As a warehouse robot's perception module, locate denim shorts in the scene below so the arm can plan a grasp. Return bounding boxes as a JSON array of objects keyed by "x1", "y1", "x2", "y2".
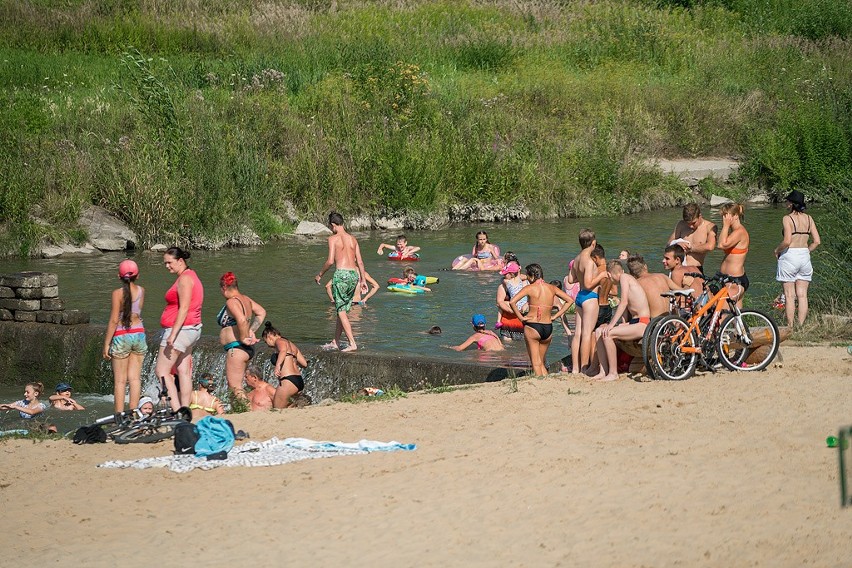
[{"x1": 109, "y1": 331, "x2": 148, "y2": 359}]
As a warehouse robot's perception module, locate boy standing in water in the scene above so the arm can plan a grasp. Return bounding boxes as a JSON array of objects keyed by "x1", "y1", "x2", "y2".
[
  {"x1": 570, "y1": 229, "x2": 610, "y2": 375},
  {"x1": 315, "y1": 212, "x2": 368, "y2": 352}
]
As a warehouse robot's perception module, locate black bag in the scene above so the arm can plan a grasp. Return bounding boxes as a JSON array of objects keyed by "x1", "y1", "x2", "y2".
[
  {"x1": 173, "y1": 422, "x2": 199, "y2": 455},
  {"x1": 73, "y1": 424, "x2": 107, "y2": 444}
]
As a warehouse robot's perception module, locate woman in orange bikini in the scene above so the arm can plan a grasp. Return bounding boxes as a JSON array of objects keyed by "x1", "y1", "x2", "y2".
[
  {"x1": 717, "y1": 203, "x2": 750, "y2": 308},
  {"x1": 509, "y1": 264, "x2": 574, "y2": 376}
]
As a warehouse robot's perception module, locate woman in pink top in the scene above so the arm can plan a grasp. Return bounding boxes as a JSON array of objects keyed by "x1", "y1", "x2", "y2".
[{"x1": 155, "y1": 247, "x2": 204, "y2": 410}]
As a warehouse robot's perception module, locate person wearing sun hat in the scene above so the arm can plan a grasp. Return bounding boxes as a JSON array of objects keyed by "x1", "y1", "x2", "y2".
[
  {"x1": 495, "y1": 260, "x2": 528, "y2": 341},
  {"x1": 775, "y1": 190, "x2": 821, "y2": 328},
  {"x1": 48, "y1": 382, "x2": 85, "y2": 410},
  {"x1": 104, "y1": 258, "x2": 148, "y2": 413}
]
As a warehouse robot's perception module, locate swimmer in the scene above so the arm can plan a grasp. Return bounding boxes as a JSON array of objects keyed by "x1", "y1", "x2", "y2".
[
  {"x1": 452, "y1": 231, "x2": 503, "y2": 271},
  {"x1": 188, "y1": 373, "x2": 224, "y2": 421},
  {"x1": 377, "y1": 235, "x2": 421, "y2": 258},
  {"x1": 0, "y1": 383, "x2": 47, "y2": 419},
  {"x1": 618, "y1": 250, "x2": 631, "y2": 260},
  {"x1": 402, "y1": 266, "x2": 432, "y2": 292},
  {"x1": 510, "y1": 264, "x2": 574, "y2": 376},
  {"x1": 244, "y1": 366, "x2": 275, "y2": 412},
  {"x1": 450, "y1": 314, "x2": 504, "y2": 352},
  {"x1": 427, "y1": 326, "x2": 443, "y2": 335},
  {"x1": 262, "y1": 322, "x2": 308, "y2": 409},
  {"x1": 569, "y1": 229, "x2": 610, "y2": 375},
  {"x1": 592, "y1": 260, "x2": 652, "y2": 382},
  {"x1": 48, "y1": 382, "x2": 85, "y2": 411},
  {"x1": 668, "y1": 203, "x2": 718, "y2": 271}
]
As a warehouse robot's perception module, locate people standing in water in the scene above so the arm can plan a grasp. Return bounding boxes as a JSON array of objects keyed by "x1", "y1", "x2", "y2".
[
  {"x1": 570, "y1": 229, "x2": 610, "y2": 375},
  {"x1": 315, "y1": 212, "x2": 368, "y2": 352},
  {"x1": 217, "y1": 272, "x2": 266, "y2": 400},
  {"x1": 774, "y1": 190, "x2": 820, "y2": 328},
  {"x1": 103, "y1": 259, "x2": 147, "y2": 413},
  {"x1": 452, "y1": 231, "x2": 503, "y2": 271},
  {"x1": 717, "y1": 203, "x2": 750, "y2": 308},
  {"x1": 592, "y1": 260, "x2": 652, "y2": 382},
  {"x1": 510, "y1": 264, "x2": 574, "y2": 376},
  {"x1": 262, "y1": 322, "x2": 309, "y2": 409},
  {"x1": 495, "y1": 261, "x2": 528, "y2": 340},
  {"x1": 155, "y1": 247, "x2": 204, "y2": 411},
  {"x1": 450, "y1": 314, "x2": 504, "y2": 352},
  {"x1": 668, "y1": 203, "x2": 718, "y2": 272},
  {"x1": 0, "y1": 383, "x2": 47, "y2": 419}
]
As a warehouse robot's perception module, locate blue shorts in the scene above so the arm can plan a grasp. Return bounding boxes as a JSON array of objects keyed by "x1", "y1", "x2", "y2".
[
  {"x1": 110, "y1": 331, "x2": 148, "y2": 359},
  {"x1": 575, "y1": 289, "x2": 599, "y2": 306}
]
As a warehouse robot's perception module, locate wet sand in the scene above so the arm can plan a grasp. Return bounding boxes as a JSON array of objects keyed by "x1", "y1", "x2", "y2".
[{"x1": 2, "y1": 344, "x2": 851, "y2": 566}]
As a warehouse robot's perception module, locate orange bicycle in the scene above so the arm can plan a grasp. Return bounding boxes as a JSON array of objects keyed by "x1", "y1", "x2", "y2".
[{"x1": 647, "y1": 273, "x2": 780, "y2": 380}]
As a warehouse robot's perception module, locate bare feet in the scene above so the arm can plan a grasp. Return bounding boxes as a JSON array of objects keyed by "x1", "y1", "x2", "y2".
[
  {"x1": 321, "y1": 341, "x2": 338, "y2": 351},
  {"x1": 596, "y1": 374, "x2": 619, "y2": 382},
  {"x1": 340, "y1": 344, "x2": 358, "y2": 352},
  {"x1": 590, "y1": 370, "x2": 606, "y2": 381}
]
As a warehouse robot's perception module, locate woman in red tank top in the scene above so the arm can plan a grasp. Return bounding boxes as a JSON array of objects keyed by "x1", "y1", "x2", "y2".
[{"x1": 154, "y1": 247, "x2": 204, "y2": 411}]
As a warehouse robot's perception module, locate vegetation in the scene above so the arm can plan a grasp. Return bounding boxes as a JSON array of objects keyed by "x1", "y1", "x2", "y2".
[{"x1": 0, "y1": 0, "x2": 849, "y2": 269}]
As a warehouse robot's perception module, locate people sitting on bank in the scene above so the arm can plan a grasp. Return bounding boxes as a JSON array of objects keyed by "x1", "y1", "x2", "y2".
[
  {"x1": 450, "y1": 314, "x2": 505, "y2": 352},
  {"x1": 48, "y1": 382, "x2": 85, "y2": 411},
  {"x1": 189, "y1": 373, "x2": 225, "y2": 421},
  {"x1": 626, "y1": 255, "x2": 680, "y2": 318},
  {"x1": 0, "y1": 383, "x2": 47, "y2": 419}
]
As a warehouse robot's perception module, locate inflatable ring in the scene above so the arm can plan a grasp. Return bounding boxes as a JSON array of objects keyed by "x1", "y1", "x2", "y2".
[
  {"x1": 388, "y1": 276, "x2": 439, "y2": 285},
  {"x1": 387, "y1": 284, "x2": 425, "y2": 294},
  {"x1": 388, "y1": 252, "x2": 420, "y2": 261}
]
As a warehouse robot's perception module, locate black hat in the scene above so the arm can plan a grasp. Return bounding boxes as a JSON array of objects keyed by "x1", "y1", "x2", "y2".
[{"x1": 785, "y1": 190, "x2": 806, "y2": 210}]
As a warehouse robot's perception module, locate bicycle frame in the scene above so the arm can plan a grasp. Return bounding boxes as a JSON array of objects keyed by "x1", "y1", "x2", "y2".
[{"x1": 675, "y1": 280, "x2": 742, "y2": 355}]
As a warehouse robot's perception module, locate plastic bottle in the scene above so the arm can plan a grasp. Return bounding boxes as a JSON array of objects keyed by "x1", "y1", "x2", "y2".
[{"x1": 827, "y1": 436, "x2": 839, "y2": 448}]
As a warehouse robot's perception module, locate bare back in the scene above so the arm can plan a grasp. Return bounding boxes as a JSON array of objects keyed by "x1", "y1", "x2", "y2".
[
  {"x1": 328, "y1": 230, "x2": 361, "y2": 270},
  {"x1": 638, "y1": 273, "x2": 675, "y2": 317},
  {"x1": 620, "y1": 275, "x2": 651, "y2": 319}
]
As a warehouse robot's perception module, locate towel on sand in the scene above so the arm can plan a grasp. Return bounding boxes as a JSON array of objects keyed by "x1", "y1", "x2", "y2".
[{"x1": 98, "y1": 437, "x2": 416, "y2": 474}]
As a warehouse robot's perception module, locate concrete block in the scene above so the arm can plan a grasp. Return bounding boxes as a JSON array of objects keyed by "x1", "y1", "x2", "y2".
[
  {"x1": 0, "y1": 287, "x2": 14, "y2": 298},
  {"x1": 15, "y1": 286, "x2": 59, "y2": 300},
  {"x1": 40, "y1": 273, "x2": 59, "y2": 287},
  {"x1": 14, "y1": 311, "x2": 37, "y2": 322},
  {"x1": 36, "y1": 311, "x2": 63, "y2": 324},
  {"x1": 40, "y1": 298, "x2": 66, "y2": 311},
  {"x1": 61, "y1": 310, "x2": 90, "y2": 325},
  {"x1": 0, "y1": 272, "x2": 43, "y2": 288},
  {"x1": 0, "y1": 308, "x2": 12, "y2": 320},
  {"x1": 0, "y1": 298, "x2": 41, "y2": 311}
]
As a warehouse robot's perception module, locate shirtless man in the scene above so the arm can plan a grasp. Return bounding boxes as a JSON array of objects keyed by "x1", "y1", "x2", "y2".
[
  {"x1": 315, "y1": 212, "x2": 368, "y2": 352},
  {"x1": 592, "y1": 260, "x2": 652, "y2": 382},
  {"x1": 569, "y1": 229, "x2": 610, "y2": 375},
  {"x1": 667, "y1": 203, "x2": 717, "y2": 272},
  {"x1": 245, "y1": 366, "x2": 275, "y2": 412},
  {"x1": 626, "y1": 255, "x2": 679, "y2": 318},
  {"x1": 662, "y1": 244, "x2": 704, "y2": 300},
  {"x1": 591, "y1": 245, "x2": 615, "y2": 328}
]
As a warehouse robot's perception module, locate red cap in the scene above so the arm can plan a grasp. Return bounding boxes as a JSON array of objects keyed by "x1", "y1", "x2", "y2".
[{"x1": 118, "y1": 259, "x2": 139, "y2": 279}]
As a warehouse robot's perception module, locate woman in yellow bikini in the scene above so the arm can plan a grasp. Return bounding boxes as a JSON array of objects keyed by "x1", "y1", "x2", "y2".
[
  {"x1": 188, "y1": 373, "x2": 224, "y2": 421},
  {"x1": 717, "y1": 203, "x2": 750, "y2": 308}
]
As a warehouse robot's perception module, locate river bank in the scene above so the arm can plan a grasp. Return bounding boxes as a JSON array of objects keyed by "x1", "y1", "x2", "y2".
[{"x1": 2, "y1": 344, "x2": 850, "y2": 566}]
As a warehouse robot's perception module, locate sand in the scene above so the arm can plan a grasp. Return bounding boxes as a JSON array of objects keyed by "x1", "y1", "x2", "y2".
[{"x1": 2, "y1": 344, "x2": 851, "y2": 567}]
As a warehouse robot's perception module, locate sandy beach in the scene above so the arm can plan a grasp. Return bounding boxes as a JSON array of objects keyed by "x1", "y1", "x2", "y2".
[{"x1": 2, "y1": 344, "x2": 851, "y2": 567}]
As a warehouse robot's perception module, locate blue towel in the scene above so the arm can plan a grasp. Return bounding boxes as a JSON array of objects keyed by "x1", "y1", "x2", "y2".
[{"x1": 194, "y1": 416, "x2": 235, "y2": 457}]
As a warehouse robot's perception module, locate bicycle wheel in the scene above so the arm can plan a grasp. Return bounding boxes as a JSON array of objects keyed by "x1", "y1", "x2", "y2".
[
  {"x1": 113, "y1": 420, "x2": 182, "y2": 444},
  {"x1": 641, "y1": 315, "x2": 666, "y2": 379},
  {"x1": 716, "y1": 309, "x2": 780, "y2": 372},
  {"x1": 649, "y1": 315, "x2": 698, "y2": 381}
]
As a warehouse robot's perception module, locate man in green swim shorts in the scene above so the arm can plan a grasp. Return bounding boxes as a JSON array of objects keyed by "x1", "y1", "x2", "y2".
[{"x1": 315, "y1": 212, "x2": 368, "y2": 352}]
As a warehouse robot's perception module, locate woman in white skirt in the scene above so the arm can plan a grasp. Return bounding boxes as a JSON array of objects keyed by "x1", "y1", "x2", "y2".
[{"x1": 774, "y1": 190, "x2": 821, "y2": 328}]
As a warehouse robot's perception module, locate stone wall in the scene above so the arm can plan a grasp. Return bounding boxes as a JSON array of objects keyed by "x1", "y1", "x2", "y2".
[{"x1": 0, "y1": 272, "x2": 90, "y2": 324}]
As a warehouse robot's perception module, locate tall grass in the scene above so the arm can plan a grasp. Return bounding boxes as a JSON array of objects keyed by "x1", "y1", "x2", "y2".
[{"x1": 0, "y1": 0, "x2": 849, "y2": 272}]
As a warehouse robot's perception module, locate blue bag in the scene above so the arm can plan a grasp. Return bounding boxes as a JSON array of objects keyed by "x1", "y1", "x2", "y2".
[{"x1": 194, "y1": 416, "x2": 235, "y2": 458}]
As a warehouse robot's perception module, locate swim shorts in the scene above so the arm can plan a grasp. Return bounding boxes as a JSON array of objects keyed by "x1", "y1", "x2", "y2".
[
  {"x1": 595, "y1": 305, "x2": 613, "y2": 329},
  {"x1": 332, "y1": 269, "x2": 359, "y2": 313},
  {"x1": 776, "y1": 248, "x2": 812, "y2": 282},
  {"x1": 575, "y1": 289, "x2": 599, "y2": 306},
  {"x1": 160, "y1": 325, "x2": 202, "y2": 352},
  {"x1": 109, "y1": 330, "x2": 148, "y2": 359}
]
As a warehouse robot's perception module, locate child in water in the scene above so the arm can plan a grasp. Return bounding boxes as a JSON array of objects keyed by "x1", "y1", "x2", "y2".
[
  {"x1": 326, "y1": 270, "x2": 380, "y2": 305},
  {"x1": 262, "y1": 322, "x2": 309, "y2": 409},
  {"x1": 377, "y1": 235, "x2": 421, "y2": 259},
  {"x1": 402, "y1": 266, "x2": 432, "y2": 291},
  {"x1": 450, "y1": 314, "x2": 504, "y2": 352},
  {"x1": 48, "y1": 382, "x2": 85, "y2": 411},
  {"x1": 0, "y1": 383, "x2": 48, "y2": 419}
]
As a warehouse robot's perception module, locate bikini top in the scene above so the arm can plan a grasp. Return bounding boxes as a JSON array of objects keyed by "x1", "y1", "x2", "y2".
[
  {"x1": 116, "y1": 290, "x2": 144, "y2": 330},
  {"x1": 785, "y1": 214, "x2": 811, "y2": 236},
  {"x1": 723, "y1": 247, "x2": 748, "y2": 255},
  {"x1": 216, "y1": 298, "x2": 248, "y2": 328},
  {"x1": 189, "y1": 391, "x2": 219, "y2": 414},
  {"x1": 476, "y1": 331, "x2": 495, "y2": 349}
]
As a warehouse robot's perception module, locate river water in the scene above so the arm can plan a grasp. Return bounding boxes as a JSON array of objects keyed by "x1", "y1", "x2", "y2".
[{"x1": 0, "y1": 204, "x2": 793, "y2": 430}]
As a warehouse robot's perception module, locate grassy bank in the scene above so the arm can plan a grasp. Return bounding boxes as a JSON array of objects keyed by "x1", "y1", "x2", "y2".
[{"x1": 0, "y1": 0, "x2": 850, "y2": 259}]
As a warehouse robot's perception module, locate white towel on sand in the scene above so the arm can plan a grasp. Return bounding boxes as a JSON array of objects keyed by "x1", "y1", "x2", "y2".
[{"x1": 98, "y1": 437, "x2": 416, "y2": 474}]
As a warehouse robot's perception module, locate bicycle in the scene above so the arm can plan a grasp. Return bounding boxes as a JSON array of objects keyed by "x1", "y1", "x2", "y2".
[
  {"x1": 647, "y1": 273, "x2": 780, "y2": 381},
  {"x1": 91, "y1": 388, "x2": 192, "y2": 444}
]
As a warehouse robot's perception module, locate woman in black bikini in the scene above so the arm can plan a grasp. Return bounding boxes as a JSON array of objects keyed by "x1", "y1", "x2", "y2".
[
  {"x1": 774, "y1": 190, "x2": 821, "y2": 328},
  {"x1": 509, "y1": 264, "x2": 574, "y2": 376},
  {"x1": 262, "y1": 322, "x2": 309, "y2": 408},
  {"x1": 218, "y1": 272, "x2": 266, "y2": 400}
]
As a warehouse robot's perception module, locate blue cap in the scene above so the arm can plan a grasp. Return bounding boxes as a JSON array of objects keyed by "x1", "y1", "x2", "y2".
[
  {"x1": 471, "y1": 314, "x2": 486, "y2": 327},
  {"x1": 55, "y1": 382, "x2": 72, "y2": 392}
]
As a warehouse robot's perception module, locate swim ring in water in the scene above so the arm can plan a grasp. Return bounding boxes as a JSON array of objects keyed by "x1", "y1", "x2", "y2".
[
  {"x1": 388, "y1": 276, "x2": 439, "y2": 285},
  {"x1": 451, "y1": 254, "x2": 505, "y2": 271},
  {"x1": 387, "y1": 252, "x2": 420, "y2": 261},
  {"x1": 387, "y1": 284, "x2": 426, "y2": 294}
]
